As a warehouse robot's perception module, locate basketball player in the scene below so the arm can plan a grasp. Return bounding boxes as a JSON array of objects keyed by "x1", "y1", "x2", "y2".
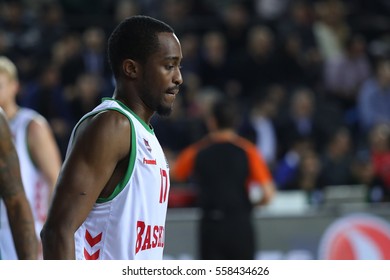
[
  {"x1": 41, "y1": 15, "x2": 183, "y2": 260},
  {"x1": 0, "y1": 57, "x2": 62, "y2": 259},
  {"x1": 0, "y1": 108, "x2": 37, "y2": 259},
  {"x1": 171, "y1": 99, "x2": 276, "y2": 259}
]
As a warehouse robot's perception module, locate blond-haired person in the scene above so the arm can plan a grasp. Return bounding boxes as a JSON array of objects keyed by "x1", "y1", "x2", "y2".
[{"x1": 0, "y1": 56, "x2": 62, "y2": 259}]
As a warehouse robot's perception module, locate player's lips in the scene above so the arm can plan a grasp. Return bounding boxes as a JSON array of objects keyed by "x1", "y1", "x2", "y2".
[
  {"x1": 165, "y1": 91, "x2": 178, "y2": 95},
  {"x1": 166, "y1": 87, "x2": 180, "y2": 95}
]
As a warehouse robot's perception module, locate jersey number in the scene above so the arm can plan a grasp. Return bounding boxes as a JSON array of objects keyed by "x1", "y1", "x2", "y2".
[{"x1": 159, "y1": 169, "x2": 168, "y2": 203}]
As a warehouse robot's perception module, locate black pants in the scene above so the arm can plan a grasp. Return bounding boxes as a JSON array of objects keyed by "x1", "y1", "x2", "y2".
[{"x1": 199, "y1": 215, "x2": 255, "y2": 260}]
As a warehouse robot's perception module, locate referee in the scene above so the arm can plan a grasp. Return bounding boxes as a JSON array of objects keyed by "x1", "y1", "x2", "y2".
[{"x1": 171, "y1": 98, "x2": 276, "y2": 260}]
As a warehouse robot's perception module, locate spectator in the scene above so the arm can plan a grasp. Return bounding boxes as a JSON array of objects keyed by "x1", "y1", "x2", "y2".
[
  {"x1": 19, "y1": 63, "x2": 73, "y2": 158},
  {"x1": 312, "y1": 0, "x2": 350, "y2": 61},
  {"x1": 323, "y1": 34, "x2": 372, "y2": 131},
  {"x1": 0, "y1": 0, "x2": 40, "y2": 57},
  {"x1": 57, "y1": 32, "x2": 83, "y2": 87},
  {"x1": 275, "y1": 87, "x2": 329, "y2": 156},
  {"x1": 67, "y1": 72, "x2": 105, "y2": 123},
  {"x1": 278, "y1": 1, "x2": 318, "y2": 54},
  {"x1": 351, "y1": 150, "x2": 388, "y2": 203},
  {"x1": 275, "y1": 31, "x2": 316, "y2": 88},
  {"x1": 218, "y1": 1, "x2": 251, "y2": 58},
  {"x1": 273, "y1": 136, "x2": 315, "y2": 190},
  {"x1": 254, "y1": 0, "x2": 290, "y2": 28},
  {"x1": 35, "y1": 1, "x2": 68, "y2": 60},
  {"x1": 291, "y1": 148, "x2": 323, "y2": 198},
  {"x1": 80, "y1": 26, "x2": 109, "y2": 77},
  {"x1": 198, "y1": 31, "x2": 235, "y2": 96},
  {"x1": 357, "y1": 58, "x2": 390, "y2": 135},
  {"x1": 233, "y1": 24, "x2": 278, "y2": 101},
  {"x1": 323, "y1": 34, "x2": 371, "y2": 108},
  {"x1": 319, "y1": 126, "x2": 355, "y2": 188},
  {"x1": 60, "y1": 27, "x2": 112, "y2": 96},
  {"x1": 179, "y1": 32, "x2": 201, "y2": 77},
  {"x1": 368, "y1": 123, "x2": 390, "y2": 193},
  {"x1": 239, "y1": 93, "x2": 279, "y2": 169}
]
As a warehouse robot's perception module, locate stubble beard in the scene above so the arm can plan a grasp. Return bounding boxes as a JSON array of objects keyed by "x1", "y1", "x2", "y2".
[
  {"x1": 140, "y1": 82, "x2": 173, "y2": 117},
  {"x1": 156, "y1": 102, "x2": 173, "y2": 117}
]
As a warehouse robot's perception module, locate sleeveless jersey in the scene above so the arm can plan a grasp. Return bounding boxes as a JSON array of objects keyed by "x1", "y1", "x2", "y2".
[
  {"x1": 0, "y1": 108, "x2": 49, "y2": 259},
  {"x1": 73, "y1": 98, "x2": 170, "y2": 260}
]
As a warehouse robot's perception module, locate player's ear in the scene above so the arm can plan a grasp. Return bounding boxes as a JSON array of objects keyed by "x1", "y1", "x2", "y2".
[{"x1": 122, "y1": 59, "x2": 138, "y2": 79}]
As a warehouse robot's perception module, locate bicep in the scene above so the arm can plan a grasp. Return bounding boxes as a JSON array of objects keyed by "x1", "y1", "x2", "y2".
[{"x1": 48, "y1": 152, "x2": 108, "y2": 232}]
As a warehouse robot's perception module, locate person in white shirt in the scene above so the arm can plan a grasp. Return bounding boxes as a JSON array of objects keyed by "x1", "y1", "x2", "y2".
[
  {"x1": 0, "y1": 57, "x2": 61, "y2": 259},
  {"x1": 41, "y1": 15, "x2": 183, "y2": 260}
]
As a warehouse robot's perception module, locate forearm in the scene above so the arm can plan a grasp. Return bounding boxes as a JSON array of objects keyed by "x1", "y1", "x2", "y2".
[
  {"x1": 41, "y1": 225, "x2": 76, "y2": 259},
  {"x1": 258, "y1": 182, "x2": 276, "y2": 206},
  {"x1": 7, "y1": 199, "x2": 38, "y2": 260}
]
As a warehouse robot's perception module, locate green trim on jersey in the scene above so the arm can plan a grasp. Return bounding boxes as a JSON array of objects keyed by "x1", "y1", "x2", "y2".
[
  {"x1": 25, "y1": 120, "x2": 38, "y2": 170},
  {"x1": 102, "y1": 98, "x2": 155, "y2": 134},
  {"x1": 71, "y1": 107, "x2": 136, "y2": 203},
  {"x1": 13, "y1": 110, "x2": 37, "y2": 170},
  {"x1": 96, "y1": 108, "x2": 136, "y2": 203}
]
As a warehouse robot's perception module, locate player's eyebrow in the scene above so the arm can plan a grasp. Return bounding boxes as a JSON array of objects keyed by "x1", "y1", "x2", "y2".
[{"x1": 164, "y1": 56, "x2": 182, "y2": 62}]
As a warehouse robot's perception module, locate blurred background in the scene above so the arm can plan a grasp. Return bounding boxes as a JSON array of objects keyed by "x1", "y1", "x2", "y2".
[{"x1": 1, "y1": 0, "x2": 390, "y2": 259}]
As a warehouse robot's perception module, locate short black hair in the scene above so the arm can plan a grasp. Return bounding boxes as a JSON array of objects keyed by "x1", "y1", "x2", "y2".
[
  {"x1": 212, "y1": 99, "x2": 239, "y2": 129},
  {"x1": 107, "y1": 15, "x2": 174, "y2": 78}
]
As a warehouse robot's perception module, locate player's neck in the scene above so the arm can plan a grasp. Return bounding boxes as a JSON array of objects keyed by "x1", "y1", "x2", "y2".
[
  {"x1": 210, "y1": 128, "x2": 237, "y2": 139},
  {"x1": 2, "y1": 102, "x2": 18, "y2": 120}
]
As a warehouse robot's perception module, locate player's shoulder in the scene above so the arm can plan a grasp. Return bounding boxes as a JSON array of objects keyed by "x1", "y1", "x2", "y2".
[
  {"x1": 72, "y1": 109, "x2": 132, "y2": 157},
  {"x1": 232, "y1": 134, "x2": 252, "y2": 145},
  {"x1": 234, "y1": 135, "x2": 258, "y2": 152},
  {"x1": 16, "y1": 107, "x2": 47, "y2": 128},
  {"x1": 18, "y1": 107, "x2": 40, "y2": 118},
  {"x1": 81, "y1": 109, "x2": 131, "y2": 139},
  {"x1": 21, "y1": 108, "x2": 50, "y2": 133}
]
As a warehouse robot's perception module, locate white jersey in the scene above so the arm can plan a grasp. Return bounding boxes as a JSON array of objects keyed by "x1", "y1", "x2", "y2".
[
  {"x1": 72, "y1": 98, "x2": 170, "y2": 260},
  {"x1": 0, "y1": 108, "x2": 49, "y2": 259}
]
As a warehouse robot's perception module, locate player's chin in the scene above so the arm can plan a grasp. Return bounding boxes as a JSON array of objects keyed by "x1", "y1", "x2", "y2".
[{"x1": 156, "y1": 103, "x2": 173, "y2": 117}]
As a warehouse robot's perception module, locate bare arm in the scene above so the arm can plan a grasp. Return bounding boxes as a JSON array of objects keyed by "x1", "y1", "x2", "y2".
[
  {"x1": 28, "y1": 116, "x2": 62, "y2": 200},
  {"x1": 257, "y1": 181, "x2": 276, "y2": 206},
  {"x1": 40, "y1": 110, "x2": 131, "y2": 259},
  {"x1": 0, "y1": 110, "x2": 37, "y2": 259},
  {"x1": 246, "y1": 142, "x2": 276, "y2": 206}
]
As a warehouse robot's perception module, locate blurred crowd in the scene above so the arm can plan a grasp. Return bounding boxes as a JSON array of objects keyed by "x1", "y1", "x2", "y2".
[{"x1": 1, "y1": 0, "x2": 390, "y2": 203}]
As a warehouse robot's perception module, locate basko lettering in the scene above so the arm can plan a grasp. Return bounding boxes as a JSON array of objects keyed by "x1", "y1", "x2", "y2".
[{"x1": 135, "y1": 220, "x2": 164, "y2": 254}]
